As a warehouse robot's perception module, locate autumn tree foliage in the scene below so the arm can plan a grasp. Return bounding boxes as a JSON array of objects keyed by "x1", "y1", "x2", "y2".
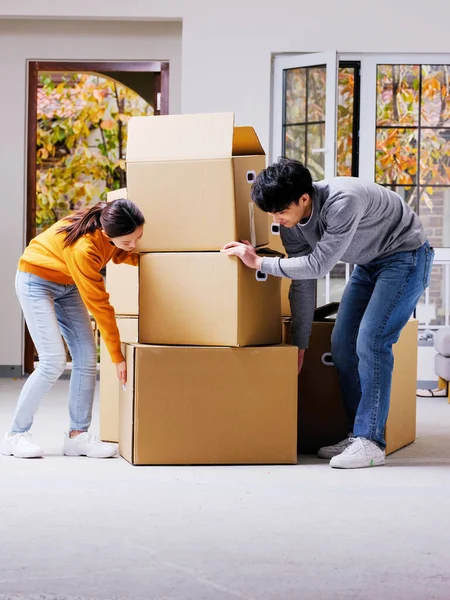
[{"x1": 36, "y1": 73, "x2": 152, "y2": 232}]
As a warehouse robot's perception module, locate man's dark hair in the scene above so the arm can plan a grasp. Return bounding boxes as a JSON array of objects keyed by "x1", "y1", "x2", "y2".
[{"x1": 251, "y1": 157, "x2": 314, "y2": 213}]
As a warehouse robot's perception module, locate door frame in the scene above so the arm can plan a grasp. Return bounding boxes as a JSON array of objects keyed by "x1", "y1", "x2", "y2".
[{"x1": 25, "y1": 60, "x2": 169, "y2": 373}]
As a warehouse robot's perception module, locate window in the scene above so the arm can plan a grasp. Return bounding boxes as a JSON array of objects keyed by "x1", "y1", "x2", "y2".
[
  {"x1": 282, "y1": 62, "x2": 360, "y2": 179},
  {"x1": 376, "y1": 64, "x2": 450, "y2": 327},
  {"x1": 375, "y1": 64, "x2": 450, "y2": 243},
  {"x1": 273, "y1": 53, "x2": 450, "y2": 327}
]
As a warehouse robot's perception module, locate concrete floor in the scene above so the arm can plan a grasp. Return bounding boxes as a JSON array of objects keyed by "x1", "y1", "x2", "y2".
[{"x1": 1, "y1": 377, "x2": 450, "y2": 600}]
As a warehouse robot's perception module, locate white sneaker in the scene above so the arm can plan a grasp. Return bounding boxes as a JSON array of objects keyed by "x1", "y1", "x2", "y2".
[
  {"x1": 330, "y1": 437, "x2": 386, "y2": 469},
  {"x1": 318, "y1": 433, "x2": 354, "y2": 459},
  {"x1": 1, "y1": 432, "x2": 43, "y2": 458},
  {"x1": 63, "y1": 432, "x2": 117, "y2": 458}
]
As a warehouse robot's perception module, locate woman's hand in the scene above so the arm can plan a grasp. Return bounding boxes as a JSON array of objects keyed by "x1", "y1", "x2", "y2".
[
  {"x1": 115, "y1": 360, "x2": 127, "y2": 385},
  {"x1": 221, "y1": 240, "x2": 262, "y2": 270}
]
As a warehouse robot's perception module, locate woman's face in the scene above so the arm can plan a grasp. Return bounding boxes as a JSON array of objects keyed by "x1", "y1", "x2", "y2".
[{"x1": 108, "y1": 225, "x2": 144, "y2": 251}]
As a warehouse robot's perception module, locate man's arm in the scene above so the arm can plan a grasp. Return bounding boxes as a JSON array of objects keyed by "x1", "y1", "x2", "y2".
[
  {"x1": 281, "y1": 227, "x2": 316, "y2": 354},
  {"x1": 261, "y1": 194, "x2": 363, "y2": 280}
]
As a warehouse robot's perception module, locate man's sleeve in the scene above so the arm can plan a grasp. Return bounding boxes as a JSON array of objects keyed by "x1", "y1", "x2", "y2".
[
  {"x1": 260, "y1": 194, "x2": 363, "y2": 281},
  {"x1": 280, "y1": 227, "x2": 316, "y2": 350}
]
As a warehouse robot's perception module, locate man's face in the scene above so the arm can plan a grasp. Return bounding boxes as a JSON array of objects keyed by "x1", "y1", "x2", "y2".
[{"x1": 270, "y1": 194, "x2": 312, "y2": 228}]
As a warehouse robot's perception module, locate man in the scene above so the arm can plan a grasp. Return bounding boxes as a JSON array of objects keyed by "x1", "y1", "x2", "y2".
[{"x1": 222, "y1": 158, "x2": 434, "y2": 469}]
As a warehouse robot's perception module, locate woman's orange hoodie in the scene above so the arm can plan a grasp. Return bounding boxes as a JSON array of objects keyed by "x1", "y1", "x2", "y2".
[{"x1": 19, "y1": 221, "x2": 138, "y2": 363}]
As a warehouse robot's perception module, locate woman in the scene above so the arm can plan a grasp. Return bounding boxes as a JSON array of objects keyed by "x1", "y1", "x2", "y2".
[{"x1": 1, "y1": 198, "x2": 145, "y2": 459}]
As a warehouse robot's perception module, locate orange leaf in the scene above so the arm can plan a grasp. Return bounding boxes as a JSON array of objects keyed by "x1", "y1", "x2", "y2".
[{"x1": 100, "y1": 120, "x2": 116, "y2": 130}]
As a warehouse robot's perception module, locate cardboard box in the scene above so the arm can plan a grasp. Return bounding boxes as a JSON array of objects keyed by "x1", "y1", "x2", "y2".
[
  {"x1": 281, "y1": 318, "x2": 292, "y2": 345},
  {"x1": 385, "y1": 319, "x2": 418, "y2": 454},
  {"x1": 294, "y1": 318, "x2": 418, "y2": 456},
  {"x1": 139, "y1": 252, "x2": 281, "y2": 347},
  {"x1": 119, "y1": 344, "x2": 298, "y2": 465},
  {"x1": 100, "y1": 317, "x2": 138, "y2": 442},
  {"x1": 268, "y1": 220, "x2": 291, "y2": 316},
  {"x1": 105, "y1": 261, "x2": 139, "y2": 316},
  {"x1": 105, "y1": 188, "x2": 140, "y2": 316},
  {"x1": 126, "y1": 112, "x2": 269, "y2": 252}
]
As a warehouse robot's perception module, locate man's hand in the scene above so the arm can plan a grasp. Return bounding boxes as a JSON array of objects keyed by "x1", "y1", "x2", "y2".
[
  {"x1": 221, "y1": 240, "x2": 262, "y2": 270},
  {"x1": 115, "y1": 360, "x2": 127, "y2": 385},
  {"x1": 298, "y1": 349, "x2": 306, "y2": 375}
]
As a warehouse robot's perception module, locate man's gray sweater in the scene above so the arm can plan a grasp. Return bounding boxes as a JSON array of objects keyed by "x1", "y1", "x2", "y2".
[{"x1": 259, "y1": 177, "x2": 427, "y2": 349}]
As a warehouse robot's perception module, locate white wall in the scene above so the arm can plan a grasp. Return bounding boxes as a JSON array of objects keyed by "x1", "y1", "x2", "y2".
[
  {"x1": 0, "y1": 18, "x2": 181, "y2": 368},
  {"x1": 1, "y1": 0, "x2": 450, "y2": 369},
  {"x1": 3, "y1": 0, "x2": 450, "y2": 150}
]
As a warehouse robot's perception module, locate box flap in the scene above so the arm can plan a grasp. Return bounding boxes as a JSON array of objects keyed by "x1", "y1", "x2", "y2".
[
  {"x1": 232, "y1": 127, "x2": 265, "y2": 156},
  {"x1": 126, "y1": 113, "x2": 236, "y2": 162}
]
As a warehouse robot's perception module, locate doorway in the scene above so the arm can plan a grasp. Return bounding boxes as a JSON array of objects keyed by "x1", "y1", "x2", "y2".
[{"x1": 24, "y1": 60, "x2": 169, "y2": 373}]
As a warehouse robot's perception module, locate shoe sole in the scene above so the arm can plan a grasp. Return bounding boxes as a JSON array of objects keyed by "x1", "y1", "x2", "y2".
[
  {"x1": 330, "y1": 458, "x2": 385, "y2": 469},
  {"x1": 1, "y1": 450, "x2": 43, "y2": 459},
  {"x1": 63, "y1": 451, "x2": 117, "y2": 459}
]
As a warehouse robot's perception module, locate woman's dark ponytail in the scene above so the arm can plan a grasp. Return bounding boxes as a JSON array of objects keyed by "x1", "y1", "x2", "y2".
[{"x1": 58, "y1": 198, "x2": 145, "y2": 248}]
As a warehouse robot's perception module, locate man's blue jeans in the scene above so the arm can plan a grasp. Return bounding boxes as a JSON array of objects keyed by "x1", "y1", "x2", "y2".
[{"x1": 331, "y1": 241, "x2": 434, "y2": 448}]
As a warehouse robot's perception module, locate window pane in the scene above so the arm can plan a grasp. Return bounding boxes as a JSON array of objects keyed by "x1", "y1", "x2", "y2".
[
  {"x1": 419, "y1": 128, "x2": 450, "y2": 185},
  {"x1": 317, "y1": 264, "x2": 349, "y2": 306},
  {"x1": 285, "y1": 125, "x2": 306, "y2": 162},
  {"x1": 285, "y1": 68, "x2": 306, "y2": 124},
  {"x1": 421, "y1": 65, "x2": 450, "y2": 127},
  {"x1": 307, "y1": 66, "x2": 326, "y2": 122},
  {"x1": 376, "y1": 65, "x2": 420, "y2": 127},
  {"x1": 375, "y1": 128, "x2": 418, "y2": 185},
  {"x1": 337, "y1": 66, "x2": 355, "y2": 177},
  {"x1": 416, "y1": 264, "x2": 446, "y2": 327},
  {"x1": 307, "y1": 123, "x2": 325, "y2": 180},
  {"x1": 419, "y1": 187, "x2": 450, "y2": 247}
]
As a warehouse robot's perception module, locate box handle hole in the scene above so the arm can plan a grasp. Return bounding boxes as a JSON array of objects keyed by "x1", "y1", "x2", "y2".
[
  {"x1": 271, "y1": 223, "x2": 280, "y2": 236},
  {"x1": 246, "y1": 170, "x2": 256, "y2": 184},
  {"x1": 321, "y1": 352, "x2": 334, "y2": 367},
  {"x1": 255, "y1": 270, "x2": 268, "y2": 282}
]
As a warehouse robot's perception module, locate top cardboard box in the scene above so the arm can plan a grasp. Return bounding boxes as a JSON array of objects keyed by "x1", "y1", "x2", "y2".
[
  {"x1": 126, "y1": 112, "x2": 269, "y2": 252},
  {"x1": 106, "y1": 187, "x2": 128, "y2": 203}
]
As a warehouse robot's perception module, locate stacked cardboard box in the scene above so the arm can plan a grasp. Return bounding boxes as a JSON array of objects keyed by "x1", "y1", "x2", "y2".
[
  {"x1": 100, "y1": 112, "x2": 298, "y2": 465},
  {"x1": 282, "y1": 316, "x2": 418, "y2": 456}
]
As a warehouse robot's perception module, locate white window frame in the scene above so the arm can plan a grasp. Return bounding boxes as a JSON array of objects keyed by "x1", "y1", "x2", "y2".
[
  {"x1": 340, "y1": 53, "x2": 450, "y2": 184},
  {"x1": 272, "y1": 52, "x2": 338, "y2": 179}
]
